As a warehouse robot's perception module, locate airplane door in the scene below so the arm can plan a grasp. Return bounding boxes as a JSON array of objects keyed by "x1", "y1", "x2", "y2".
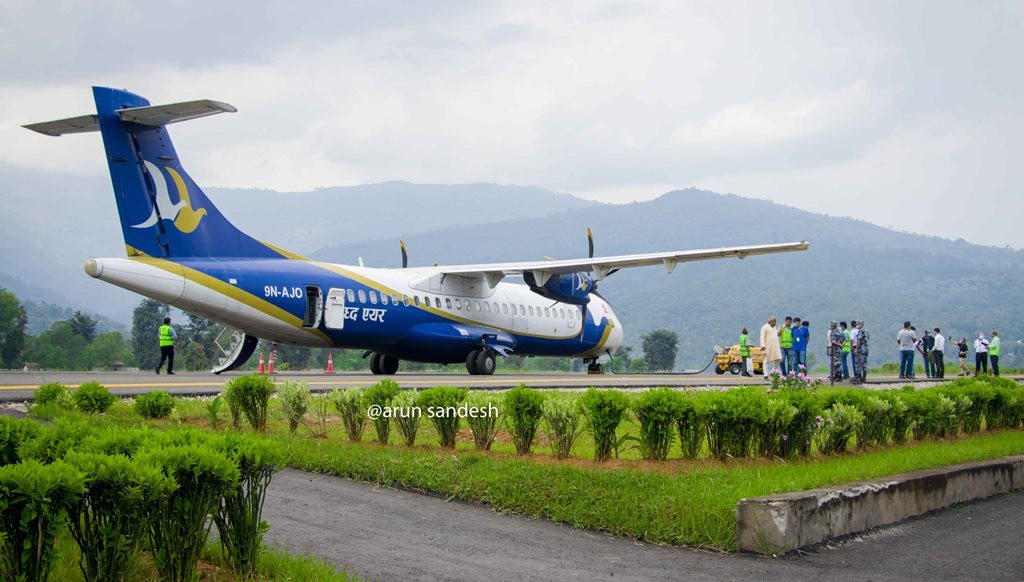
[
  {"x1": 324, "y1": 288, "x2": 346, "y2": 330},
  {"x1": 302, "y1": 286, "x2": 323, "y2": 328}
]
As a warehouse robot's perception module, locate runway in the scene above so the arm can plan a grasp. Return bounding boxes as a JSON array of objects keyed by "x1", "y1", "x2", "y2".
[{"x1": 2, "y1": 370, "x2": 1018, "y2": 401}]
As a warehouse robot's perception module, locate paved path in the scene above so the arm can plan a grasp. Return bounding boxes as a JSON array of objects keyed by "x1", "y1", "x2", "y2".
[{"x1": 263, "y1": 468, "x2": 1024, "y2": 581}]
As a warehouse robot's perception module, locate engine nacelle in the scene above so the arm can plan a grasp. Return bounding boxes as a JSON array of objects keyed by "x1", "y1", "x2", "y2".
[{"x1": 523, "y1": 271, "x2": 593, "y2": 306}]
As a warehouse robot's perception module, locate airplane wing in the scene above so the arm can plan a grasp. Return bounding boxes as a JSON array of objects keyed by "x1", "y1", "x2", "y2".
[{"x1": 423, "y1": 241, "x2": 809, "y2": 286}]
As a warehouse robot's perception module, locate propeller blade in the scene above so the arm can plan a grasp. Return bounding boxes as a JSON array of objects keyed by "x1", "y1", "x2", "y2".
[
  {"x1": 400, "y1": 240, "x2": 408, "y2": 268},
  {"x1": 587, "y1": 227, "x2": 594, "y2": 259}
]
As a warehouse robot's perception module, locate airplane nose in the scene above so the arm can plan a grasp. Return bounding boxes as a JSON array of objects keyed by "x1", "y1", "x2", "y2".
[{"x1": 607, "y1": 315, "x2": 625, "y2": 353}]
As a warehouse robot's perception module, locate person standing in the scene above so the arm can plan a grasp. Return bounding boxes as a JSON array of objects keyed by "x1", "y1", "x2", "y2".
[
  {"x1": 792, "y1": 318, "x2": 809, "y2": 372},
  {"x1": 779, "y1": 316, "x2": 794, "y2": 376},
  {"x1": 840, "y1": 322, "x2": 851, "y2": 379},
  {"x1": 957, "y1": 337, "x2": 970, "y2": 376},
  {"x1": 854, "y1": 320, "x2": 869, "y2": 383},
  {"x1": 760, "y1": 315, "x2": 782, "y2": 379},
  {"x1": 917, "y1": 329, "x2": 934, "y2": 378},
  {"x1": 156, "y1": 316, "x2": 177, "y2": 375},
  {"x1": 897, "y1": 321, "x2": 918, "y2": 380},
  {"x1": 931, "y1": 328, "x2": 945, "y2": 379},
  {"x1": 828, "y1": 322, "x2": 844, "y2": 381},
  {"x1": 974, "y1": 333, "x2": 989, "y2": 375},
  {"x1": 989, "y1": 330, "x2": 1001, "y2": 376},
  {"x1": 739, "y1": 327, "x2": 752, "y2": 377}
]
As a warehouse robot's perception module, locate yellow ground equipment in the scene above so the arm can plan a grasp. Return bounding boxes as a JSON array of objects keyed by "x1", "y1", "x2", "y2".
[{"x1": 713, "y1": 344, "x2": 765, "y2": 375}]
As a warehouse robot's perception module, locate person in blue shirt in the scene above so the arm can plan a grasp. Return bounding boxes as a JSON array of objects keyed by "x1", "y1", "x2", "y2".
[{"x1": 791, "y1": 317, "x2": 810, "y2": 373}]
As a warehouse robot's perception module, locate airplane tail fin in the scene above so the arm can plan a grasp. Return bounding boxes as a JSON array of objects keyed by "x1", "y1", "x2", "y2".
[{"x1": 24, "y1": 86, "x2": 297, "y2": 260}]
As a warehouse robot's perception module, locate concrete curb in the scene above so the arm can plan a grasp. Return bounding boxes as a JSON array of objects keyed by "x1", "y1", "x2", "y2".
[{"x1": 735, "y1": 454, "x2": 1024, "y2": 555}]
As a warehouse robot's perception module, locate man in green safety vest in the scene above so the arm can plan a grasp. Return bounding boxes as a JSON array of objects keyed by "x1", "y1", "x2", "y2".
[
  {"x1": 156, "y1": 316, "x2": 177, "y2": 375},
  {"x1": 779, "y1": 316, "x2": 794, "y2": 376},
  {"x1": 739, "y1": 327, "x2": 752, "y2": 377},
  {"x1": 989, "y1": 330, "x2": 1001, "y2": 377},
  {"x1": 840, "y1": 321, "x2": 851, "y2": 380}
]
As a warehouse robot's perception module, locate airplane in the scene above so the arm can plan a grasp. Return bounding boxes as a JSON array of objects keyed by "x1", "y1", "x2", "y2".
[{"x1": 24, "y1": 87, "x2": 809, "y2": 375}]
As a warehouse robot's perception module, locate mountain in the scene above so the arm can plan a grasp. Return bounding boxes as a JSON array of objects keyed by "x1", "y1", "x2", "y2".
[{"x1": 311, "y1": 188, "x2": 1024, "y2": 368}]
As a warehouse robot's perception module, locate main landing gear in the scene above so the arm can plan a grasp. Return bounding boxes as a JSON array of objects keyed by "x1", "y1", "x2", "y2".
[
  {"x1": 584, "y1": 357, "x2": 605, "y2": 374},
  {"x1": 367, "y1": 351, "x2": 400, "y2": 375},
  {"x1": 465, "y1": 348, "x2": 496, "y2": 375}
]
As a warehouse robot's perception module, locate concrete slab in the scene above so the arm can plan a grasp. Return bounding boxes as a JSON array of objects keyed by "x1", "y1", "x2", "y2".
[{"x1": 736, "y1": 454, "x2": 1024, "y2": 555}]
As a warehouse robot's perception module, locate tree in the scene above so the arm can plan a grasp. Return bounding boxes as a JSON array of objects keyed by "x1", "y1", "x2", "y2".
[
  {"x1": 131, "y1": 299, "x2": 169, "y2": 371},
  {"x1": 641, "y1": 329, "x2": 680, "y2": 372},
  {"x1": 0, "y1": 288, "x2": 28, "y2": 368},
  {"x1": 69, "y1": 311, "x2": 98, "y2": 343},
  {"x1": 21, "y1": 321, "x2": 87, "y2": 370},
  {"x1": 84, "y1": 331, "x2": 133, "y2": 370}
]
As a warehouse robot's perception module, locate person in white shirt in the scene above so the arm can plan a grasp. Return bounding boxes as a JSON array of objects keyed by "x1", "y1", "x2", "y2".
[
  {"x1": 974, "y1": 333, "x2": 989, "y2": 375},
  {"x1": 931, "y1": 328, "x2": 945, "y2": 378},
  {"x1": 760, "y1": 315, "x2": 781, "y2": 379}
]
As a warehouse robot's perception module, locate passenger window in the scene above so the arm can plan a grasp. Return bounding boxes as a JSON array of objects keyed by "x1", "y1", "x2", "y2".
[
  {"x1": 520, "y1": 304, "x2": 526, "y2": 315},
  {"x1": 381, "y1": 293, "x2": 389, "y2": 306},
  {"x1": 560, "y1": 308, "x2": 565, "y2": 318},
  {"x1": 455, "y1": 298, "x2": 462, "y2": 310},
  {"x1": 528, "y1": 306, "x2": 534, "y2": 316},
  {"x1": 403, "y1": 295, "x2": 410, "y2": 306},
  {"x1": 511, "y1": 304, "x2": 517, "y2": 315},
  {"x1": 446, "y1": 298, "x2": 452, "y2": 309},
  {"x1": 358, "y1": 290, "x2": 367, "y2": 303},
  {"x1": 424, "y1": 295, "x2": 431, "y2": 307},
  {"x1": 484, "y1": 302, "x2": 490, "y2": 313},
  {"x1": 347, "y1": 289, "x2": 355, "y2": 303},
  {"x1": 392, "y1": 293, "x2": 399, "y2": 305},
  {"x1": 435, "y1": 297, "x2": 441, "y2": 308},
  {"x1": 544, "y1": 308, "x2": 550, "y2": 318},
  {"x1": 503, "y1": 304, "x2": 509, "y2": 314},
  {"x1": 369, "y1": 291, "x2": 378, "y2": 305},
  {"x1": 414, "y1": 296, "x2": 420, "y2": 306},
  {"x1": 474, "y1": 300, "x2": 481, "y2": 311}
]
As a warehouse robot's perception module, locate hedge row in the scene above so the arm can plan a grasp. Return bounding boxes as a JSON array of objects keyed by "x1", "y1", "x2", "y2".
[{"x1": 0, "y1": 418, "x2": 283, "y2": 581}]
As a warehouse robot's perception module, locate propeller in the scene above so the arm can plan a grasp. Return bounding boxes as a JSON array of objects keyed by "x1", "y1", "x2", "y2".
[{"x1": 400, "y1": 240, "x2": 408, "y2": 268}]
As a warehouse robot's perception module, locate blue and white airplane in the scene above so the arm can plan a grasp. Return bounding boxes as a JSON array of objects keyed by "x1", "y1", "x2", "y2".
[{"x1": 25, "y1": 87, "x2": 809, "y2": 375}]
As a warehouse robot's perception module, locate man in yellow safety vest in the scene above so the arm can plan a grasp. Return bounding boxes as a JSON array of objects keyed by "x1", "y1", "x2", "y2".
[{"x1": 156, "y1": 316, "x2": 177, "y2": 375}]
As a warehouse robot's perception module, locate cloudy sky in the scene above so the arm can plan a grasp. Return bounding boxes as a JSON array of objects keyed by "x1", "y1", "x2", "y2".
[{"x1": 3, "y1": 0, "x2": 1021, "y2": 248}]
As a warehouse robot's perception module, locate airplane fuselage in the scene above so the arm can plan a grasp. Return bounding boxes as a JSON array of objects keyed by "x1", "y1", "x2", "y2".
[{"x1": 85, "y1": 256, "x2": 624, "y2": 365}]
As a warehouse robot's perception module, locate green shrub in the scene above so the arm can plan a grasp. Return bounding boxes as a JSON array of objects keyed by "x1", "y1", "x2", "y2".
[
  {"x1": 213, "y1": 434, "x2": 285, "y2": 579},
  {"x1": 206, "y1": 396, "x2": 226, "y2": 429},
  {"x1": 73, "y1": 381, "x2": 116, "y2": 414},
  {"x1": 881, "y1": 392, "x2": 912, "y2": 444},
  {"x1": 675, "y1": 394, "x2": 705, "y2": 459},
  {"x1": 133, "y1": 390, "x2": 175, "y2": 419},
  {"x1": 757, "y1": 396, "x2": 797, "y2": 458},
  {"x1": 391, "y1": 391, "x2": 421, "y2": 447},
  {"x1": 277, "y1": 381, "x2": 310, "y2": 434},
  {"x1": 633, "y1": 388, "x2": 681, "y2": 461},
  {"x1": 0, "y1": 417, "x2": 39, "y2": 465},
  {"x1": 79, "y1": 426, "x2": 154, "y2": 457},
  {"x1": 814, "y1": 403, "x2": 864, "y2": 454},
  {"x1": 0, "y1": 460, "x2": 85, "y2": 582},
  {"x1": 415, "y1": 386, "x2": 468, "y2": 448},
  {"x1": 704, "y1": 389, "x2": 766, "y2": 459},
  {"x1": 464, "y1": 393, "x2": 501, "y2": 451},
  {"x1": 504, "y1": 385, "x2": 545, "y2": 455},
  {"x1": 64, "y1": 452, "x2": 174, "y2": 582},
  {"x1": 306, "y1": 394, "x2": 331, "y2": 438},
  {"x1": 364, "y1": 379, "x2": 402, "y2": 444},
  {"x1": 19, "y1": 418, "x2": 94, "y2": 464},
  {"x1": 329, "y1": 388, "x2": 366, "y2": 442},
  {"x1": 779, "y1": 389, "x2": 821, "y2": 458},
  {"x1": 542, "y1": 398, "x2": 583, "y2": 459},
  {"x1": 987, "y1": 385, "x2": 1024, "y2": 430},
  {"x1": 33, "y1": 382, "x2": 73, "y2": 409},
  {"x1": 579, "y1": 389, "x2": 630, "y2": 462},
  {"x1": 224, "y1": 374, "x2": 275, "y2": 432},
  {"x1": 856, "y1": 396, "x2": 892, "y2": 448},
  {"x1": 139, "y1": 444, "x2": 239, "y2": 582}
]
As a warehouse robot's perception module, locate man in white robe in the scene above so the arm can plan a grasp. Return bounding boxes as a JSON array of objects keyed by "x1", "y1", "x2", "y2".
[{"x1": 760, "y1": 315, "x2": 782, "y2": 379}]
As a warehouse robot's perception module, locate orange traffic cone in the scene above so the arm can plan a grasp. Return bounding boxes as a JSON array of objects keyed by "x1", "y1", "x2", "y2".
[
  {"x1": 256, "y1": 352, "x2": 266, "y2": 374},
  {"x1": 325, "y1": 353, "x2": 336, "y2": 375},
  {"x1": 267, "y1": 345, "x2": 277, "y2": 375}
]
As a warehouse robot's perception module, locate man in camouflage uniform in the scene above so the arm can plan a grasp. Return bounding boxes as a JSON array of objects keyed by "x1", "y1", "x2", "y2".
[
  {"x1": 854, "y1": 320, "x2": 869, "y2": 383},
  {"x1": 829, "y1": 321, "x2": 845, "y2": 381}
]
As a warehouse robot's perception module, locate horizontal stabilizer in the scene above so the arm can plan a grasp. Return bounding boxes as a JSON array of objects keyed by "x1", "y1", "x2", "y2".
[
  {"x1": 23, "y1": 114, "x2": 100, "y2": 137},
  {"x1": 24, "y1": 99, "x2": 235, "y2": 137}
]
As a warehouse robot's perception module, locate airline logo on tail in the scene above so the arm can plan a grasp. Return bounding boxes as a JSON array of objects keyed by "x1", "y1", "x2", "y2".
[{"x1": 131, "y1": 160, "x2": 207, "y2": 233}]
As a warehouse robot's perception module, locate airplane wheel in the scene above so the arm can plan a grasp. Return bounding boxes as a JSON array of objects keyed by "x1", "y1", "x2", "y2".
[
  {"x1": 380, "y1": 355, "x2": 400, "y2": 375},
  {"x1": 475, "y1": 350, "x2": 496, "y2": 376},
  {"x1": 466, "y1": 349, "x2": 481, "y2": 375},
  {"x1": 729, "y1": 363, "x2": 742, "y2": 375},
  {"x1": 370, "y1": 352, "x2": 384, "y2": 375},
  {"x1": 715, "y1": 367, "x2": 726, "y2": 375}
]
